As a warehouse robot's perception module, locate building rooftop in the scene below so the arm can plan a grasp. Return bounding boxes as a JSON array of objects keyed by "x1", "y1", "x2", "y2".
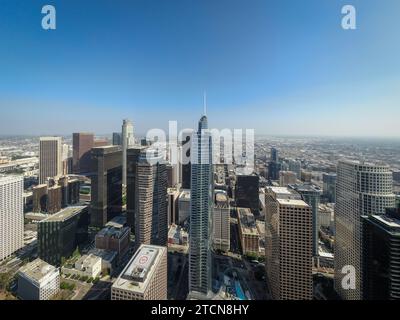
[
  {"x1": 276, "y1": 198, "x2": 309, "y2": 207},
  {"x1": 179, "y1": 189, "x2": 191, "y2": 200},
  {"x1": 237, "y1": 208, "x2": 259, "y2": 236},
  {"x1": 18, "y1": 258, "x2": 58, "y2": 284},
  {"x1": 89, "y1": 248, "x2": 118, "y2": 262},
  {"x1": 289, "y1": 183, "x2": 322, "y2": 193},
  {"x1": 371, "y1": 214, "x2": 400, "y2": 229},
  {"x1": 41, "y1": 206, "x2": 87, "y2": 222},
  {"x1": 105, "y1": 215, "x2": 126, "y2": 229},
  {"x1": 113, "y1": 245, "x2": 166, "y2": 294}
]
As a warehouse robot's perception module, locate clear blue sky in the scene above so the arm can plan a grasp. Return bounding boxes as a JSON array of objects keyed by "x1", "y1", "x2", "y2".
[{"x1": 0, "y1": 0, "x2": 399, "y2": 137}]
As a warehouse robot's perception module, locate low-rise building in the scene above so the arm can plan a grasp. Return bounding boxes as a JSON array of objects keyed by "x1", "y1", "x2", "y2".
[
  {"x1": 95, "y1": 216, "x2": 130, "y2": 260},
  {"x1": 74, "y1": 254, "x2": 102, "y2": 278},
  {"x1": 17, "y1": 258, "x2": 60, "y2": 300}
]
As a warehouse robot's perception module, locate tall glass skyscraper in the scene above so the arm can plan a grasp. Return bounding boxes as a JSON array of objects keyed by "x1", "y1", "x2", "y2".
[
  {"x1": 122, "y1": 119, "x2": 135, "y2": 186},
  {"x1": 188, "y1": 115, "x2": 213, "y2": 298},
  {"x1": 334, "y1": 160, "x2": 396, "y2": 300}
]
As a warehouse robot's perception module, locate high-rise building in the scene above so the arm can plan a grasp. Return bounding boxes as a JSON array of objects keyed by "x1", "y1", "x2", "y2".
[
  {"x1": 111, "y1": 244, "x2": 167, "y2": 300},
  {"x1": 235, "y1": 172, "x2": 260, "y2": 215},
  {"x1": 167, "y1": 188, "x2": 180, "y2": 226},
  {"x1": 178, "y1": 189, "x2": 191, "y2": 224},
  {"x1": 17, "y1": 258, "x2": 60, "y2": 300},
  {"x1": 0, "y1": 175, "x2": 24, "y2": 261},
  {"x1": 181, "y1": 131, "x2": 192, "y2": 189},
  {"x1": 90, "y1": 146, "x2": 123, "y2": 228},
  {"x1": 288, "y1": 183, "x2": 322, "y2": 256},
  {"x1": 32, "y1": 184, "x2": 48, "y2": 213},
  {"x1": 265, "y1": 187, "x2": 313, "y2": 300},
  {"x1": 279, "y1": 171, "x2": 297, "y2": 187},
  {"x1": 213, "y1": 190, "x2": 230, "y2": 252},
  {"x1": 72, "y1": 133, "x2": 94, "y2": 174},
  {"x1": 39, "y1": 137, "x2": 63, "y2": 184},
  {"x1": 322, "y1": 173, "x2": 337, "y2": 203},
  {"x1": 270, "y1": 147, "x2": 278, "y2": 162},
  {"x1": 38, "y1": 206, "x2": 89, "y2": 266},
  {"x1": 189, "y1": 115, "x2": 213, "y2": 298},
  {"x1": 47, "y1": 185, "x2": 62, "y2": 214},
  {"x1": 122, "y1": 119, "x2": 135, "y2": 186},
  {"x1": 288, "y1": 159, "x2": 302, "y2": 178},
  {"x1": 126, "y1": 147, "x2": 144, "y2": 229},
  {"x1": 132, "y1": 148, "x2": 168, "y2": 248},
  {"x1": 362, "y1": 205, "x2": 400, "y2": 300},
  {"x1": 112, "y1": 132, "x2": 122, "y2": 146},
  {"x1": 334, "y1": 160, "x2": 396, "y2": 300}
]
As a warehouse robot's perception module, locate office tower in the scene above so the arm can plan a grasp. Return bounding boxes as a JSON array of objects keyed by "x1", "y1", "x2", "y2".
[
  {"x1": 279, "y1": 171, "x2": 297, "y2": 187},
  {"x1": 47, "y1": 185, "x2": 62, "y2": 214},
  {"x1": 178, "y1": 189, "x2": 191, "y2": 224},
  {"x1": 288, "y1": 183, "x2": 322, "y2": 256},
  {"x1": 268, "y1": 161, "x2": 282, "y2": 181},
  {"x1": 265, "y1": 187, "x2": 313, "y2": 300},
  {"x1": 112, "y1": 132, "x2": 122, "y2": 146},
  {"x1": 133, "y1": 149, "x2": 168, "y2": 247},
  {"x1": 301, "y1": 170, "x2": 312, "y2": 183},
  {"x1": 90, "y1": 146, "x2": 123, "y2": 228},
  {"x1": 270, "y1": 147, "x2": 278, "y2": 162},
  {"x1": 58, "y1": 176, "x2": 80, "y2": 208},
  {"x1": 126, "y1": 147, "x2": 144, "y2": 229},
  {"x1": 237, "y1": 207, "x2": 260, "y2": 256},
  {"x1": 122, "y1": 119, "x2": 135, "y2": 186},
  {"x1": 213, "y1": 190, "x2": 230, "y2": 252},
  {"x1": 0, "y1": 175, "x2": 24, "y2": 261},
  {"x1": 322, "y1": 173, "x2": 337, "y2": 203},
  {"x1": 38, "y1": 206, "x2": 89, "y2": 266},
  {"x1": 235, "y1": 173, "x2": 260, "y2": 215},
  {"x1": 167, "y1": 188, "x2": 180, "y2": 226},
  {"x1": 72, "y1": 133, "x2": 94, "y2": 174},
  {"x1": 362, "y1": 205, "x2": 400, "y2": 300},
  {"x1": 288, "y1": 159, "x2": 302, "y2": 178},
  {"x1": 189, "y1": 115, "x2": 213, "y2": 298},
  {"x1": 111, "y1": 244, "x2": 167, "y2": 300},
  {"x1": 39, "y1": 137, "x2": 63, "y2": 184},
  {"x1": 33, "y1": 184, "x2": 48, "y2": 213},
  {"x1": 17, "y1": 259, "x2": 60, "y2": 300},
  {"x1": 181, "y1": 132, "x2": 191, "y2": 189},
  {"x1": 334, "y1": 160, "x2": 396, "y2": 300}
]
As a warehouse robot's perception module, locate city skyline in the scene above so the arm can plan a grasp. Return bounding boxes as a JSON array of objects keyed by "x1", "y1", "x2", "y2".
[{"x1": 1, "y1": 0, "x2": 400, "y2": 136}]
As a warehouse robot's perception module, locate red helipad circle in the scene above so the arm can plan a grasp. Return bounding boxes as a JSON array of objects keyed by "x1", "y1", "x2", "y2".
[{"x1": 139, "y1": 255, "x2": 148, "y2": 265}]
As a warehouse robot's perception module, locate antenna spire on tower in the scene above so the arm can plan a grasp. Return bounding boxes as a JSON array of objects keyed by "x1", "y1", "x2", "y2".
[{"x1": 203, "y1": 91, "x2": 207, "y2": 116}]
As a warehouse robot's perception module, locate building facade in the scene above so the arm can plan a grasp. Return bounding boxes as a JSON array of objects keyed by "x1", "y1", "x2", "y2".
[
  {"x1": 39, "y1": 137, "x2": 63, "y2": 184},
  {"x1": 0, "y1": 175, "x2": 24, "y2": 261},
  {"x1": 122, "y1": 119, "x2": 135, "y2": 186},
  {"x1": 189, "y1": 115, "x2": 213, "y2": 298},
  {"x1": 18, "y1": 259, "x2": 60, "y2": 300},
  {"x1": 213, "y1": 190, "x2": 230, "y2": 252},
  {"x1": 334, "y1": 160, "x2": 396, "y2": 300},
  {"x1": 90, "y1": 146, "x2": 123, "y2": 228},
  {"x1": 72, "y1": 132, "x2": 94, "y2": 174},
  {"x1": 265, "y1": 187, "x2": 313, "y2": 300}
]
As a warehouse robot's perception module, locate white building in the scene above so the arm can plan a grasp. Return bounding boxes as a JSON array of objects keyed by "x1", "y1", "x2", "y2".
[
  {"x1": 74, "y1": 254, "x2": 102, "y2": 278},
  {"x1": 0, "y1": 175, "x2": 24, "y2": 261},
  {"x1": 122, "y1": 119, "x2": 135, "y2": 186},
  {"x1": 334, "y1": 160, "x2": 396, "y2": 300},
  {"x1": 111, "y1": 245, "x2": 167, "y2": 300},
  {"x1": 18, "y1": 258, "x2": 60, "y2": 300}
]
